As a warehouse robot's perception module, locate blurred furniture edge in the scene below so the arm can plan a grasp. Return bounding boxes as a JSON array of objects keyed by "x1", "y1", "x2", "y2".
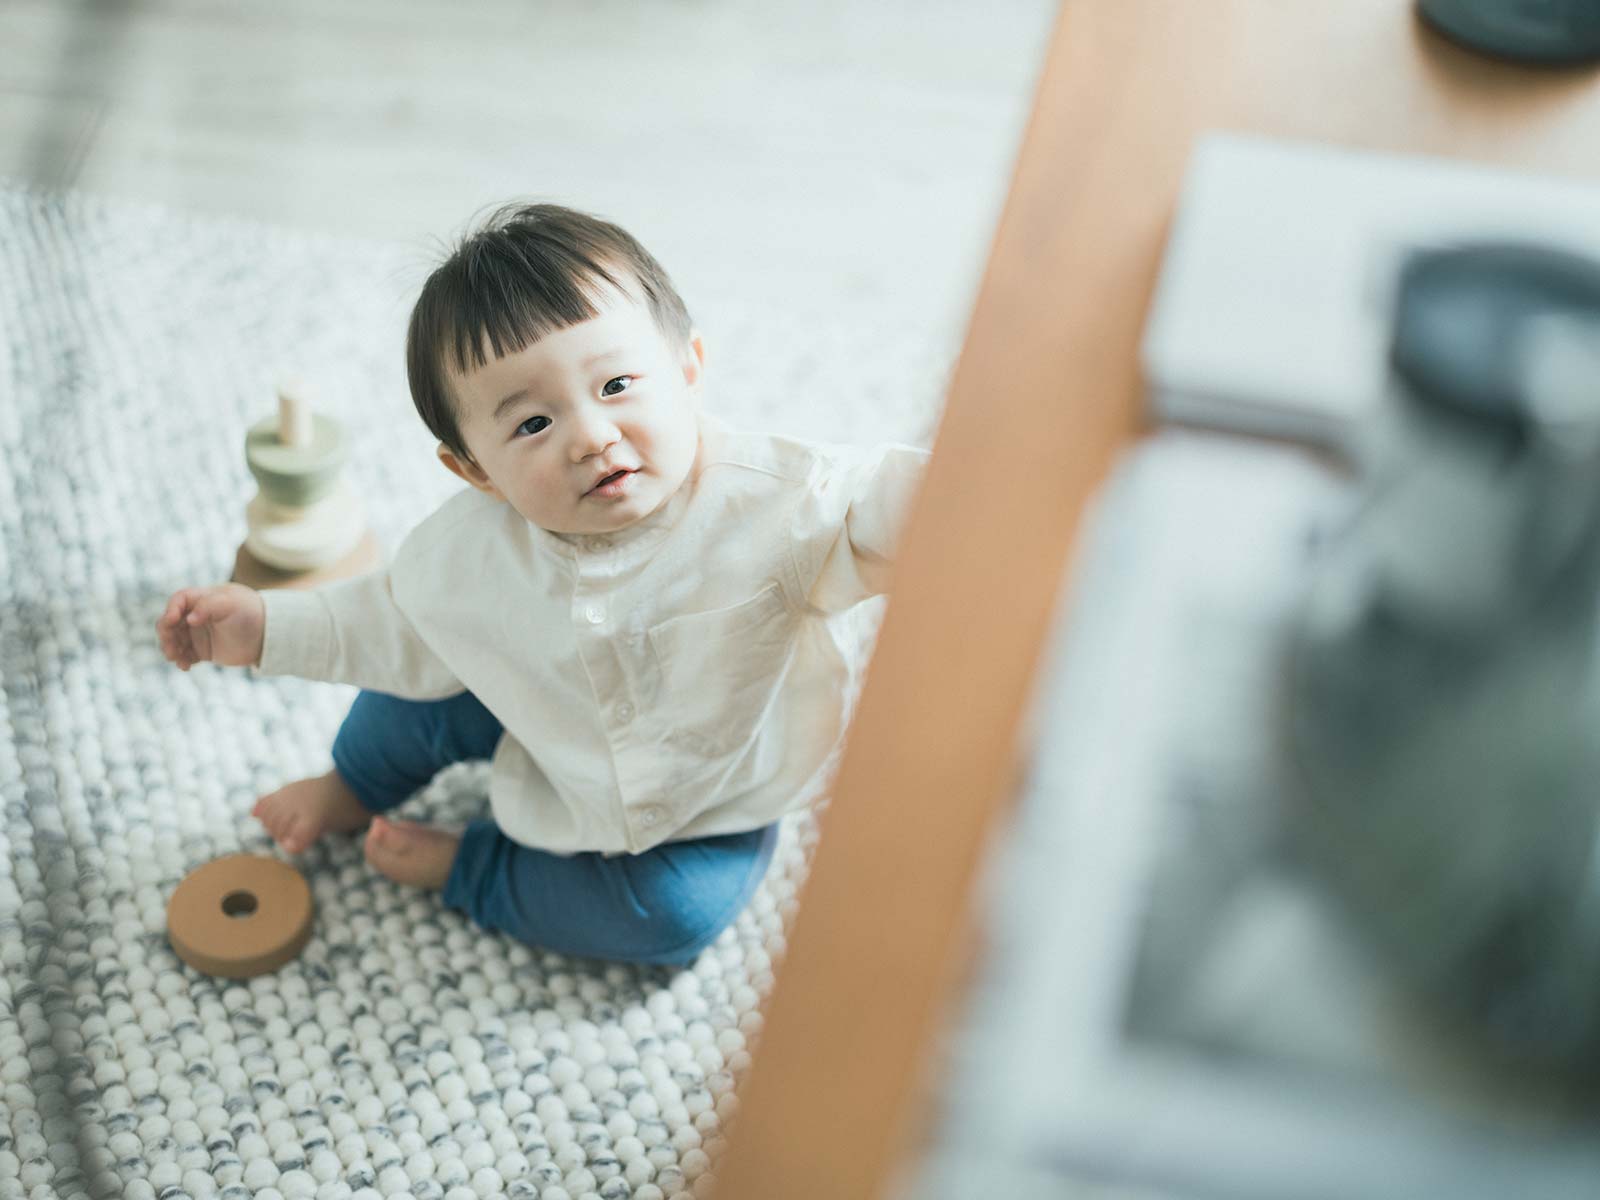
[{"x1": 714, "y1": 3, "x2": 1600, "y2": 1198}]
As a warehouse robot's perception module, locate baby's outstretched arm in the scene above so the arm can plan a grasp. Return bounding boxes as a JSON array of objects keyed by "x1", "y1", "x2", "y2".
[{"x1": 157, "y1": 583, "x2": 266, "y2": 670}]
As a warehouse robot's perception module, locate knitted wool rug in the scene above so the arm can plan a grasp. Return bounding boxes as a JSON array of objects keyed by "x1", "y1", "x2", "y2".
[{"x1": 0, "y1": 186, "x2": 948, "y2": 1200}]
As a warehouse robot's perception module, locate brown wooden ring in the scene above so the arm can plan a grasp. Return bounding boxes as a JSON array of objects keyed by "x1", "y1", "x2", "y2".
[
  {"x1": 167, "y1": 854, "x2": 314, "y2": 979},
  {"x1": 230, "y1": 529, "x2": 383, "y2": 592}
]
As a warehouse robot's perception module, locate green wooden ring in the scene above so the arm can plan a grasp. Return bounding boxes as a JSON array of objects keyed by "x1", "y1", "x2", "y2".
[{"x1": 245, "y1": 413, "x2": 348, "y2": 507}]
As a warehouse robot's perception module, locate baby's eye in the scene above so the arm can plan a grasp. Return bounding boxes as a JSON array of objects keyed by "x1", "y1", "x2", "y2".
[
  {"x1": 516, "y1": 414, "x2": 551, "y2": 437},
  {"x1": 601, "y1": 376, "x2": 631, "y2": 397}
]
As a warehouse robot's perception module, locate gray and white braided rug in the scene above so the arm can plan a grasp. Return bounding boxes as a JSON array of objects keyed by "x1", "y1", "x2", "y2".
[{"x1": 0, "y1": 185, "x2": 950, "y2": 1200}]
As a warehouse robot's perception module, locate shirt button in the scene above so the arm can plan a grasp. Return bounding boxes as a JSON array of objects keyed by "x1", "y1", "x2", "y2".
[
  {"x1": 585, "y1": 537, "x2": 607, "y2": 552},
  {"x1": 584, "y1": 604, "x2": 606, "y2": 625},
  {"x1": 616, "y1": 702, "x2": 635, "y2": 722},
  {"x1": 639, "y1": 806, "x2": 663, "y2": 828}
]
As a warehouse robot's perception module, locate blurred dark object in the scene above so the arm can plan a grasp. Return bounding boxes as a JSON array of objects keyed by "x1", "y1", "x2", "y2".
[
  {"x1": 1418, "y1": 0, "x2": 1600, "y2": 65},
  {"x1": 1286, "y1": 241, "x2": 1600, "y2": 1076}
]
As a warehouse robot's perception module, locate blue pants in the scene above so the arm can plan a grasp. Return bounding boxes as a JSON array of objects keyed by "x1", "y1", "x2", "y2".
[{"x1": 331, "y1": 689, "x2": 779, "y2": 965}]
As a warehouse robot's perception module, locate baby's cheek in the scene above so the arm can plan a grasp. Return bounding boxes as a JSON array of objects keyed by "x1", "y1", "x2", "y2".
[
  {"x1": 658, "y1": 425, "x2": 698, "y2": 477},
  {"x1": 525, "y1": 481, "x2": 566, "y2": 520}
]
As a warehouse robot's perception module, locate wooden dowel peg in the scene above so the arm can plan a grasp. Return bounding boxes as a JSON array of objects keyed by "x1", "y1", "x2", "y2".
[{"x1": 278, "y1": 384, "x2": 314, "y2": 448}]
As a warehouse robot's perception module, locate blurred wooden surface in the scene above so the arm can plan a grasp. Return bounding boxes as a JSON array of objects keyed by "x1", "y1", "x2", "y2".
[{"x1": 714, "y1": 3, "x2": 1600, "y2": 1199}]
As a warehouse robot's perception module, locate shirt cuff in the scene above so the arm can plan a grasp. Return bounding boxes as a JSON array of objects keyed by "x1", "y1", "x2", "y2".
[{"x1": 254, "y1": 588, "x2": 335, "y2": 680}]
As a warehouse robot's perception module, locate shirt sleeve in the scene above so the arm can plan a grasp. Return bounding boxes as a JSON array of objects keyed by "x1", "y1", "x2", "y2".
[
  {"x1": 254, "y1": 567, "x2": 466, "y2": 700},
  {"x1": 793, "y1": 442, "x2": 931, "y2": 615}
]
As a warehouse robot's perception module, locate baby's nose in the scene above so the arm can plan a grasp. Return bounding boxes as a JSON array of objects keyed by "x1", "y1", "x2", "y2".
[{"x1": 570, "y1": 416, "x2": 621, "y2": 459}]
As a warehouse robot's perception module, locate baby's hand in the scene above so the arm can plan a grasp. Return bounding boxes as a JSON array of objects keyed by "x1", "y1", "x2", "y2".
[{"x1": 157, "y1": 584, "x2": 266, "y2": 671}]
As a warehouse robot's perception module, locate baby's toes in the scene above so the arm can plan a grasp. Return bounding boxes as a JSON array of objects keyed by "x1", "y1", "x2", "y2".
[
  {"x1": 281, "y1": 817, "x2": 315, "y2": 853},
  {"x1": 254, "y1": 799, "x2": 291, "y2": 841}
]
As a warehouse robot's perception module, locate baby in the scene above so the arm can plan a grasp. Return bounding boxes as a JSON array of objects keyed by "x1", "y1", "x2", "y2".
[{"x1": 156, "y1": 203, "x2": 929, "y2": 965}]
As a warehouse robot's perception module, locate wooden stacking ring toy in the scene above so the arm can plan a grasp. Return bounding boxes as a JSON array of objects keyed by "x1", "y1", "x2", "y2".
[
  {"x1": 167, "y1": 854, "x2": 314, "y2": 978},
  {"x1": 231, "y1": 384, "x2": 382, "y2": 591}
]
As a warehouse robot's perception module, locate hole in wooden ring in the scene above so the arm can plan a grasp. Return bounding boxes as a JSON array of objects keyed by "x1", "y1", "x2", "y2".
[{"x1": 221, "y1": 890, "x2": 258, "y2": 918}]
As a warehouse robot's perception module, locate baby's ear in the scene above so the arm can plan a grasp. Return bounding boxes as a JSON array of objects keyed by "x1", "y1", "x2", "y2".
[
  {"x1": 437, "y1": 443, "x2": 504, "y2": 500},
  {"x1": 682, "y1": 331, "x2": 706, "y2": 388}
]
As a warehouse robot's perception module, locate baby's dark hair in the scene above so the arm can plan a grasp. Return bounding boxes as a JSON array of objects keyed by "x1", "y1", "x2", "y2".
[{"x1": 406, "y1": 202, "x2": 693, "y2": 461}]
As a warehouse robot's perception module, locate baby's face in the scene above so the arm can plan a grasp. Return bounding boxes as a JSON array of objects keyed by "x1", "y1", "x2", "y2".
[{"x1": 444, "y1": 287, "x2": 703, "y2": 535}]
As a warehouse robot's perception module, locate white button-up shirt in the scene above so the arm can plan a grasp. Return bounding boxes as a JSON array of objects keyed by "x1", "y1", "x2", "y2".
[{"x1": 256, "y1": 415, "x2": 929, "y2": 855}]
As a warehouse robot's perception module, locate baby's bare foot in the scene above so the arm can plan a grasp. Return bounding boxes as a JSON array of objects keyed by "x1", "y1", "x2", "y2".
[
  {"x1": 364, "y1": 817, "x2": 460, "y2": 890},
  {"x1": 252, "y1": 770, "x2": 372, "y2": 854}
]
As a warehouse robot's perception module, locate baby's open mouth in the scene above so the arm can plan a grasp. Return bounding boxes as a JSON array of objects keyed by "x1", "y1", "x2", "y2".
[{"x1": 588, "y1": 468, "x2": 635, "y2": 495}]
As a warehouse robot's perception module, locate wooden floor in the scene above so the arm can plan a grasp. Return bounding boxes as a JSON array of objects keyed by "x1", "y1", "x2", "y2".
[{"x1": 3, "y1": 0, "x2": 1055, "y2": 338}]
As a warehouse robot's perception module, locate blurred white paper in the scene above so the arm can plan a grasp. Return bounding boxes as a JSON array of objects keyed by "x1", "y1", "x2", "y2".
[
  {"x1": 905, "y1": 431, "x2": 1600, "y2": 1200},
  {"x1": 1142, "y1": 132, "x2": 1600, "y2": 451}
]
